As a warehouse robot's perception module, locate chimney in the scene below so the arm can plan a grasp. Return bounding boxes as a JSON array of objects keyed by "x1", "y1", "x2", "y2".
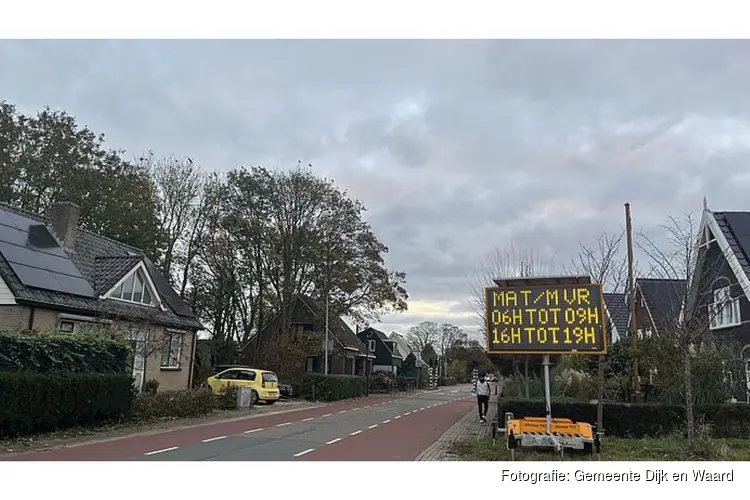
[{"x1": 48, "y1": 201, "x2": 81, "y2": 250}]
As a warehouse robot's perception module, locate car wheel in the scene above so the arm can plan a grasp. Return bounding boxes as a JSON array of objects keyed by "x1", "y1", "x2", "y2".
[
  {"x1": 267, "y1": 400, "x2": 276, "y2": 405},
  {"x1": 250, "y1": 390, "x2": 259, "y2": 405}
]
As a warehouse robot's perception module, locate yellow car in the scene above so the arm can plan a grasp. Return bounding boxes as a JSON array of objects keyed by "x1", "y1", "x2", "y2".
[{"x1": 206, "y1": 367, "x2": 281, "y2": 404}]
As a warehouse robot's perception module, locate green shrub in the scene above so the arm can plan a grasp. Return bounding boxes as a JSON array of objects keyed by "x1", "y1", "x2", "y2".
[
  {"x1": 498, "y1": 398, "x2": 750, "y2": 438},
  {"x1": 143, "y1": 379, "x2": 160, "y2": 395},
  {"x1": 298, "y1": 373, "x2": 365, "y2": 401},
  {"x1": 216, "y1": 385, "x2": 241, "y2": 410},
  {"x1": 0, "y1": 332, "x2": 131, "y2": 373},
  {"x1": 369, "y1": 371, "x2": 396, "y2": 393},
  {"x1": 0, "y1": 371, "x2": 134, "y2": 438},
  {"x1": 131, "y1": 388, "x2": 215, "y2": 422}
]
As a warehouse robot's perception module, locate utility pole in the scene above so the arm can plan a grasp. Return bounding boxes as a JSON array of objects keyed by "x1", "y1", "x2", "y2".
[
  {"x1": 324, "y1": 290, "x2": 329, "y2": 375},
  {"x1": 625, "y1": 202, "x2": 640, "y2": 403}
]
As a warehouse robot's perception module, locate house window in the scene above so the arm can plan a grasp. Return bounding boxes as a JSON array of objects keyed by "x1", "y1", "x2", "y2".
[
  {"x1": 368, "y1": 340, "x2": 376, "y2": 352},
  {"x1": 111, "y1": 268, "x2": 154, "y2": 306},
  {"x1": 709, "y1": 286, "x2": 741, "y2": 330},
  {"x1": 291, "y1": 323, "x2": 314, "y2": 335},
  {"x1": 58, "y1": 319, "x2": 104, "y2": 334},
  {"x1": 161, "y1": 331, "x2": 183, "y2": 369}
]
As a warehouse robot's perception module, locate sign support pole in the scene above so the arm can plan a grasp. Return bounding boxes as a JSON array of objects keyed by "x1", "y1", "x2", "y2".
[{"x1": 542, "y1": 354, "x2": 552, "y2": 434}]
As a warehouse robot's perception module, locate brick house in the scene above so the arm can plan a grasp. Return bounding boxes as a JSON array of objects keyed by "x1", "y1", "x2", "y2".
[
  {"x1": 683, "y1": 204, "x2": 750, "y2": 387},
  {"x1": 631, "y1": 278, "x2": 687, "y2": 337},
  {"x1": 0, "y1": 201, "x2": 204, "y2": 392},
  {"x1": 254, "y1": 294, "x2": 374, "y2": 377},
  {"x1": 358, "y1": 327, "x2": 402, "y2": 374}
]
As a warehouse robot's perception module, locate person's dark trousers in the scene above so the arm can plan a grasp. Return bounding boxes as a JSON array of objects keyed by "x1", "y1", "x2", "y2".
[{"x1": 477, "y1": 395, "x2": 489, "y2": 419}]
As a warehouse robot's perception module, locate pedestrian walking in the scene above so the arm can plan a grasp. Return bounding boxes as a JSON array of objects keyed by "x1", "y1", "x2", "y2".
[{"x1": 476, "y1": 373, "x2": 491, "y2": 423}]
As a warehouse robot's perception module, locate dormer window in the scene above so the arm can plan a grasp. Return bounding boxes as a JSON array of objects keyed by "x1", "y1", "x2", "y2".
[
  {"x1": 111, "y1": 268, "x2": 153, "y2": 305},
  {"x1": 103, "y1": 261, "x2": 161, "y2": 308}
]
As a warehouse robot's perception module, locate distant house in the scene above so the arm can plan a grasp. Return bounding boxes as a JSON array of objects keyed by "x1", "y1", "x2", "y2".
[
  {"x1": 684, "y1": 205, "x2": 750, "y2": 350},
  {"x1": 389, "y1": 331, "x2": 428, "y2": 368},
  {"x1": 632, "y1": 278, "x2": 686, "y2": 337},
  {"x1": 602, "y1": 292, "x2": 629, "y2": 344},
  {"x1": 0, "y1": 201, "x2": 204, "y2": 392},
  {"x1": 358, "y1": 327, "x2": 402, "y2": 374},
  {"x1": 255, "y1": 294, "x2": 374, "y2": 377}
]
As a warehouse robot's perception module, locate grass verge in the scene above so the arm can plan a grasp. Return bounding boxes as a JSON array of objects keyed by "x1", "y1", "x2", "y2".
[{"x1": 450, "y1": 435, "x2": 750, "y2": 461}]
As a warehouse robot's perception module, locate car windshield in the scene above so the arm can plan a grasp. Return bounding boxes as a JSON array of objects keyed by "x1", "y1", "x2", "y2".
[{"x1": 262, "y1": 372, "x2": 278, "y2": 382}]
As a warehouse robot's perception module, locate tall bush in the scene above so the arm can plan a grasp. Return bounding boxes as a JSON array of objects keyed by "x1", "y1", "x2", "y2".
[
  {"x1": 0, "y1": 331, "x2": 131, "y2": 373},
  {"x1": 0, "y1": 372, "x2": 134, "y2": 438},
  {"x1": 498, "y1": 398, "x2": 750, "y2": 438},
  {"x1": 297, "y1": 373, "x2": 365, "y2": 401}
]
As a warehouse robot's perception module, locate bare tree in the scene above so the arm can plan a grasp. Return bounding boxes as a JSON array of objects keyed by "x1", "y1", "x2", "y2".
[
  {"x1": 566, "y1": 230, "x2": 628, "y2": 293},
  {"x1": 637, "y1": 213, "x2": 728, "y2": 446},
  {"x1": 406, "y1": 321, "x2": 439, "y2": 358},
  {"x1": 467, "y1": 242, "x2": 555, "y2": 397}
]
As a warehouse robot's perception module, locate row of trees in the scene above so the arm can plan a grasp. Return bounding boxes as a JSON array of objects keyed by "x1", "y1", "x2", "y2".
[
  {"x1": 403, "y1": 321, "x2": 495, "y2": 382},
  {"x1": 0, "y1": 102, "x2": 409, "y2": 364}
]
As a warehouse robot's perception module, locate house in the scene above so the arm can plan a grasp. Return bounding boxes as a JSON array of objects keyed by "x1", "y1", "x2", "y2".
[
  {"x1": 602, "y1": 292, "x2": 629, "y2": 344},
  {"x1": 358, "y1": 327, "x2": 402, "y2": 374},
  {"x1": 0, "y1": 201, "x2": 204, "y2": 392},
  {"x1": 388, "y1": 331, "x2": 428, "y2": 368},
  {"x1": 684, "y1": 203, "x2": 750, "y2": 351},
  {"x1": 254, "y1": 294, "x2": 374, "y2": 377},
  {"x1": 632, "y1": 278, "x2": 686, "y2": 337}
]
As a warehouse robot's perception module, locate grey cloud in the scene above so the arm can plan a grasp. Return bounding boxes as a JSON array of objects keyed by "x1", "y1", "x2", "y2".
[{"x1": 2, "y1": 40, "x2": 750, "y2": 333}]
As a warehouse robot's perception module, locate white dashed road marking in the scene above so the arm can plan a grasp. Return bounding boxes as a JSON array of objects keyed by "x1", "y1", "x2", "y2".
[
  {"x1": 350, "y1": 430, "x2": 362, "y2": 436},
  {"x1": 276, "y1": 422, "x2": 292, "y2": 427},
  {"x1": 144, "y1": 446, "x2": 179, "y2": 456},
  {"x1": 383, "y1": 419, "x2": 391, "y2": 424},
  {"x1": 326, "y1": 438, "x2": 342, "y2": 445},
  {"x1": 368, "y1": 424, "x2": 378, "y2": 429},
  {"x1": 339, "y1": 410, "x2": 348, "y2": 414},
  {"x1": 202, "y1": 436, "x2": 227, "y2": 443},
  {"x1": 294, "y1": 448, "x2": 315, "y2": 457},
  {"x1": 322, "y1": 413, "x2": 332, "y2": 417},
  {"x1": 302, "y1": 417, "x2": 314, "y2": 422},
  {"x1": 394, "y1": 415, "x2": 401, "y2": 419},
  {"x1": 244, "y1": 428, "x2": 264, "y2": 434}
]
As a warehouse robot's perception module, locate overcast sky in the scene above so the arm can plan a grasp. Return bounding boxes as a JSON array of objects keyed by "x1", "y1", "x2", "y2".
[{"x1": 2, "y1": 40, "x2": 750, "y2": 337}]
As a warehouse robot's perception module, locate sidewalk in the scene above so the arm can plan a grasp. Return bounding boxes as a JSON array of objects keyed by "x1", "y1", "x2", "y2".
[{"x1": 416, "y1": 396, "x2": 497, "y2": 461}]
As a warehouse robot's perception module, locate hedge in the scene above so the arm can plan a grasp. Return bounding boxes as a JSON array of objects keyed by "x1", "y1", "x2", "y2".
[
  {"x1": 0, "y1": 372, "x2": 134, "y2": 438},
  {"x1": 498, "y1": 398, "x2": 750, "y2": 438},
  {"x1": 297, "y1": 373, "x2": 365, "y2": 401},
  {"x1": 131, "y1": 388, "x2": 216, "y2": 421},
  {"x1": 0, "y1": 332, "x2": 131, "y2": 373}
]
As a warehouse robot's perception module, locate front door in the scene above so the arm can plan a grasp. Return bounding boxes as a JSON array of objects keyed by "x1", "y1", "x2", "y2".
[
  {"x1": 127, "y1": 329, "x2": 147, "y2": 393},
  {"x1": 132, "y1": 347, "x2": 146, "y2": 392}
]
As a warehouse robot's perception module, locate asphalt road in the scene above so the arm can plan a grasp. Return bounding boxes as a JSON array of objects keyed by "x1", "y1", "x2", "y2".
[{"x1": 6, "y1": 385, "x2": 475, "y2": 461}]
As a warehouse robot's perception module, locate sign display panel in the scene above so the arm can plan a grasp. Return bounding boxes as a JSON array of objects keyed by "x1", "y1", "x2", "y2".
[{"x1": 485, "y1": 283, "x2": 607, "y2": 355}]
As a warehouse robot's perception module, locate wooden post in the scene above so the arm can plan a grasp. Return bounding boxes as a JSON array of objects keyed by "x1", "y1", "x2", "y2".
[{"x1": 625, "y1": 202, "x2": 640, "y2": 403}]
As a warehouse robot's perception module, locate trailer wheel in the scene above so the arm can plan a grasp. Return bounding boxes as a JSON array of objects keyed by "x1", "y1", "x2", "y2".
[{"x1": 584, "y1": 442, "x2": 593, "y2": 455}]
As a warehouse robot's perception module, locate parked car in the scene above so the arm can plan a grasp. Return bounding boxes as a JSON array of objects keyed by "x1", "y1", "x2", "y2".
[
  {"x1": 278, "y1": 382, "x2": 293, "y2": 399},
  {"x1": 206, "y1": 367, "x2": 280, "y2": 404}
]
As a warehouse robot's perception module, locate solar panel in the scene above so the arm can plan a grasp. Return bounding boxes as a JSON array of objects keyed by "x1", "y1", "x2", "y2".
[
  {"x1": 8, "y1": 263, "x2": 62, "y2": 291},
  {"x1": 0, "y1": 210, "x2": 15, "y2": 229},
  {"x1": 0, "y1": 210, "x2": 95, "y2": 298}
]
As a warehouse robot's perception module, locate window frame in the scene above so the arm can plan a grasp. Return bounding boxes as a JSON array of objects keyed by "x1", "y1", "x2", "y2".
[
  {"x1": 109, "y1": 268, "x2": 157, "y2": 307},
  {"x1": 709, "y1": 285, "x2": 742, "y2": 330},
  {"x1": 160, "y1": 331, "x2": 183, "y2": 370},
  {"x1": 368, "y1": 339, "x2": 376, "y2": 352}
]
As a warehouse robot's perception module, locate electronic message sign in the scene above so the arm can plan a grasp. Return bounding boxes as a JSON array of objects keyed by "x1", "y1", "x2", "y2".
[{"x1": 485, "y1": 283, "x2": 607, "y2": 355}]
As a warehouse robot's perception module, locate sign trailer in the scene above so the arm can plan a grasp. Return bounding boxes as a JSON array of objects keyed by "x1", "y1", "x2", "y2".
[{"x1": 485, "y1": 276, "x2": 607, "y2": 457}]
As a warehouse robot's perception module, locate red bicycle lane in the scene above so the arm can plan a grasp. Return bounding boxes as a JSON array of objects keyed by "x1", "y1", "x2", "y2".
[
  {"x1": 298, "y1": 398, "x2": 474, "y2": 461},
  {"x1": 2, "y1": 393, "x2": 410, "y2": 461}
]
